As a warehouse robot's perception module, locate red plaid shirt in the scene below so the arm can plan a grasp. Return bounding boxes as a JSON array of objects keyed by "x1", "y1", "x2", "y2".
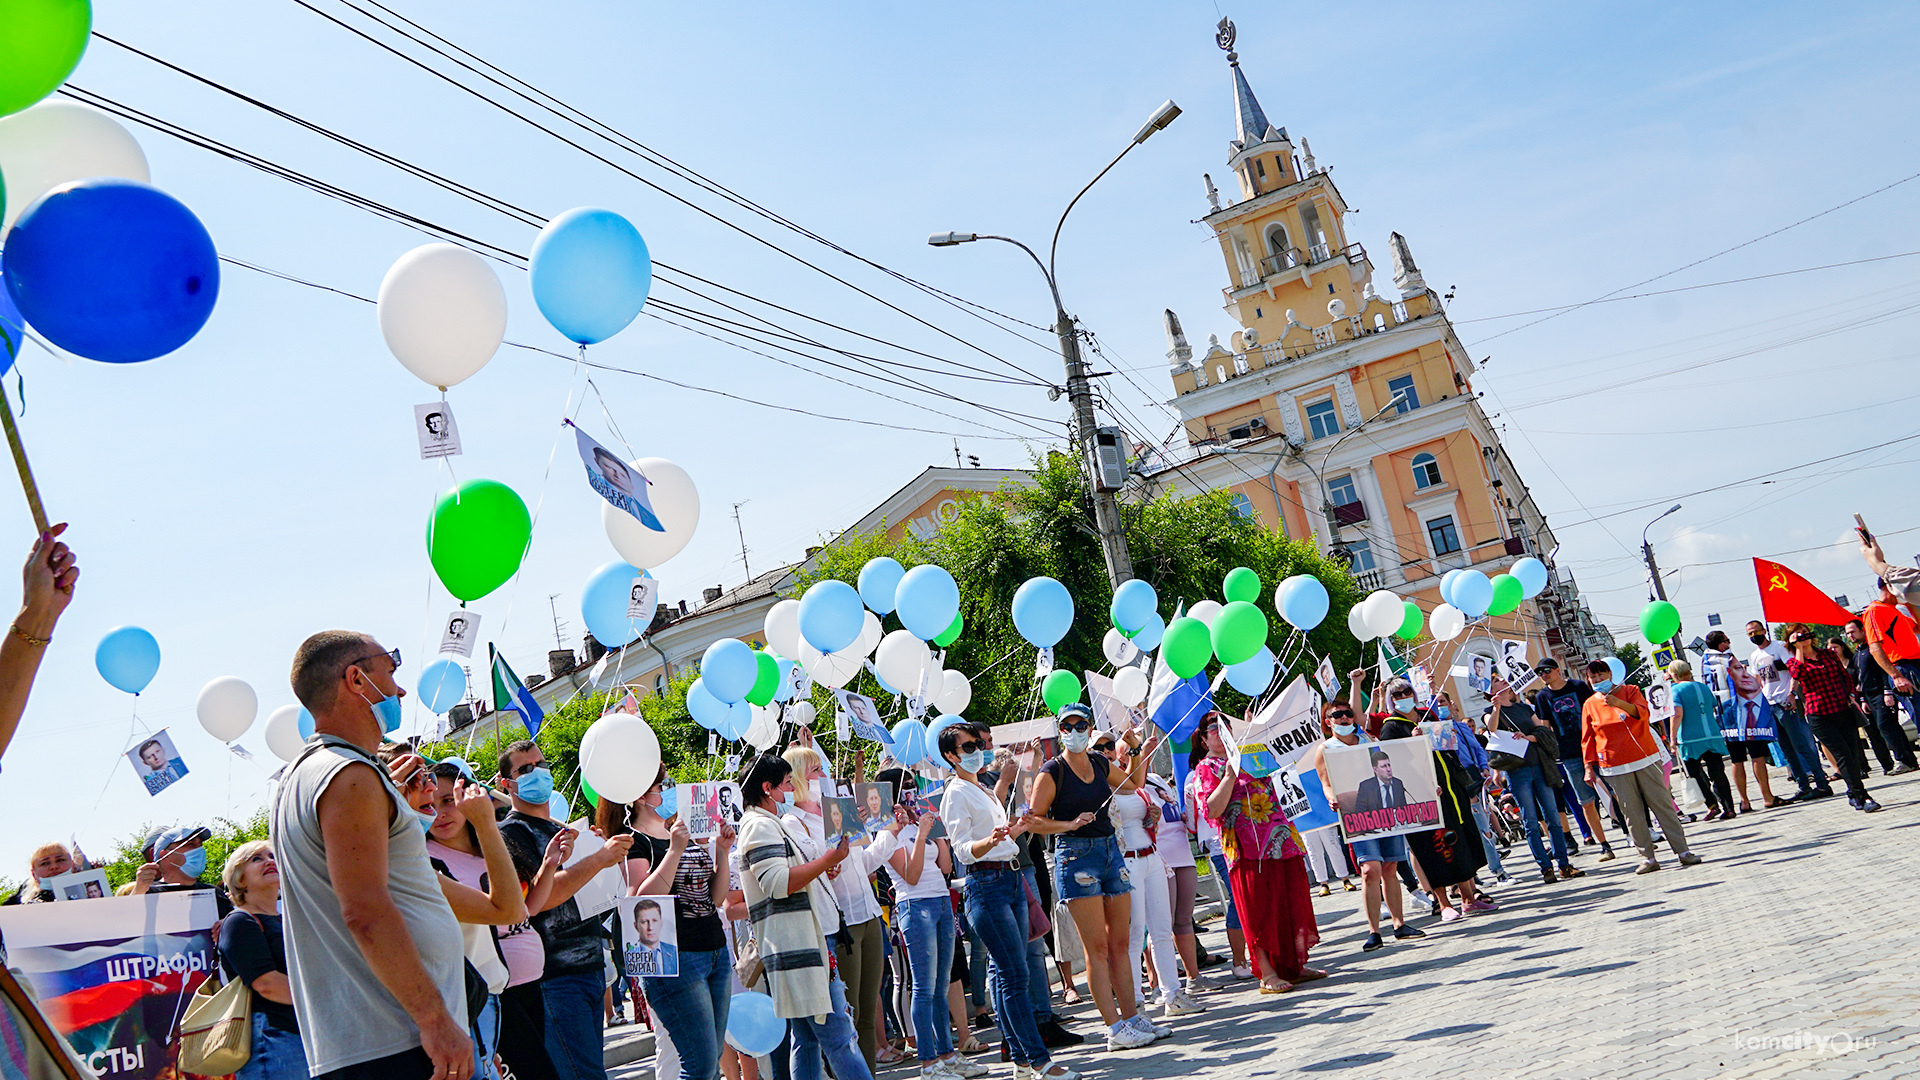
[{"x1": 1787, "y1": 651, "x2": 1855, "y2": 716}]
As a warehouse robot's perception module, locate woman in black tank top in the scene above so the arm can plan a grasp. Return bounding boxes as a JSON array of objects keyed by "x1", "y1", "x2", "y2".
[{"x1": 1024, "y1": 704, "x2": 1161, "y2": 1044}]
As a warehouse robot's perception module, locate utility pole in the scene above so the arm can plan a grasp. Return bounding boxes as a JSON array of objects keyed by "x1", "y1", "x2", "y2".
[
  {"x1": 1642, "y1": 504, "x2": 1688, "y2": 660},
  {"x1": 731, "y1": 501, "x2": 751, "y2": 579}
]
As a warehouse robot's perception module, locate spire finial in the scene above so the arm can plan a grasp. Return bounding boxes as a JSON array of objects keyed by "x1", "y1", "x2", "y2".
[{"x1": 1216, "y1": 17, "x2": 1238, "y2": 64}]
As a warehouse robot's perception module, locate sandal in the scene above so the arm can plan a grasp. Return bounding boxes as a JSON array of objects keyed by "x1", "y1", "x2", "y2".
[
  {"x1": 876, "y1": 1046, "x2": 909, "y2": 1064},
  {"x1": 1343, "y1": 879, "x2": 1359, "y2": 892},
  {"x1": 1258, "y1": 981, "x2": 1293, "y2": 994},
  {"x1": 958, "y1": 1037, "x2": 987, "y2": 1055},
  {"x1": 1292, "y1": 968, "x2": 1329, "y2": 983}
]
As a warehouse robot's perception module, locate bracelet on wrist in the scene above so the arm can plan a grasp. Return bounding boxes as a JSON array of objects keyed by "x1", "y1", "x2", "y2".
[{"x1": 9, "y1": 623, "x2": 50, "y2": 647}]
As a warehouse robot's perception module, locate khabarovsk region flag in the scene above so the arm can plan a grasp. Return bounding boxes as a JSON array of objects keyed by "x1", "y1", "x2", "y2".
[{"x1": 491, "y1": 644, "x2": 545, "y2": 737}]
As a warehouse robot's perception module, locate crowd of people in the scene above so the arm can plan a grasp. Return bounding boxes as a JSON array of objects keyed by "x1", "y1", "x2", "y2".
[{"x1": 3, "y1": 527, "x2": 1918, "y2": 1080}]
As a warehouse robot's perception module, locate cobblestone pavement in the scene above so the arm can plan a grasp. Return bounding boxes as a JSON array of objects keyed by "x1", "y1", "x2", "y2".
[{"x1": 1000, "y1": 772, "x2": 1920, "y2": 1080}]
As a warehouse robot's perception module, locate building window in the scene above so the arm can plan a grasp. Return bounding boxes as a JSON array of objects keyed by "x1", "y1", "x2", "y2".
[
  {"x1": 1255, "y1": 158, "x2": 1266, "y2": 178},
  {"x1": 1305, "y1": 399, "x2": 1341, "y2": 440},
  {"x1": 1254, "y1": 307, "x2": 1263, "y2": 319},
  {"x1": 1427, "y1": 515, "x2": 1462, "y2": 556},
  {"x1": 1265, "y1": 224, "x2": 1290, "y2": 256},
  {"x1": 1346, "y1": 538, "x2": 1376, "y2": 573},
  {"x1": 1412, "y1": 452, "x2": 1443, "y2": 489},
  {"x1": 654, "y1": 674, "x2": 666, "y2": 696},
  {"x1": 1228, "y1": 492, "x2": 1255, "y2": 520},
  {"x1": 1388, "y1": 374, "x2": 1420, "y2": 413},
  {"x1": 1327, "y1": 474, "x2": 1358, "y2": 506}
]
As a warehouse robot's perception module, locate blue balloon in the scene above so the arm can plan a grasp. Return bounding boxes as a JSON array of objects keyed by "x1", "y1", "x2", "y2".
[
  {"x1": 718, "y1": 701, "x2": 752, "y2": 741},
  {"x1": 687, "y1": 678, "x2": 727, "y2": 730},
  {"x1": 418, "y1": 658, "x2": 467, "y2": 713},
  {"x1": 894, "y1": 564, "x2": 959, "y2": 641},
  {"x1": 772, "y1": 658, "x2": 797, "y2": 702},
  {"x1": 439, "y1": 757, "x2": 478, "y2": 782},
  {"x1": 889, "y1": 718, "x2": 927, "y2": 767},
  {"x1": 1603, "y1": 656, "x2": 1627, "y2": 684},
  {"x1": 1110, "y1": 579, "x2": 1158, "y2": 635},
  {"x1": 3, "y1": 179, "x2": 218, "y2": 363},
  {"x1": 655, "y1": 787, "x2": 678, "y2": 818},
  {"x1": 1510, "y1": 557, "x2": 1549, "y2": 599},
  {"x1": 582, "y1": 561, "x2": 650, "y2": 648},
  {"x1": 1277, "y1": 575, "x2": 1330, "y2": 631},
  {"x1": 1225, "y1": 647, "x2": 1276, "y2": 695},
  {"x1": 0, "y1": 282, "x2": 23, "y2": 377},
  {"x1": 727, "y1": 993, "x2": 784, "y2": 1057},
  {"x1": 1012, "y1": 576, "x2": 1074, "y2": 648},
  {"x1": 1452, "y1": 571, "x2": 1493, "y2": 618},
  {"x1": 924, "y1": 714, "x2": 964, "y2": 759},
  {"x1": 95, "y1": 625, "x2": 160, "y2": 694},
  {"x1": 703, "y1": 639, "x2": 758, "y2": 704},
  {"x1": 297, "y1": 708, "x2": 315, "y2": 739},
  {"x1": 1439, "y1": 569, "x2": 1464, "y2": 607},
  {"x1": 547, "y1": 790, "x2": 572, "y2": 820},
  {"x1": 799, "y1": 580, "x2": 864, "y2": 654},
  {"x1": 1132, "y1": 612, "x2": 1166, "y2": 652},
  {"x1": 857, "y1": 557, "x2": 904, "y2": 615},
  {"x1": 871, "y1": 665, "x2": 900, "y2": 696},
  {"x1": 529, "y1": 207, "x2": 652, "y2": 345}
]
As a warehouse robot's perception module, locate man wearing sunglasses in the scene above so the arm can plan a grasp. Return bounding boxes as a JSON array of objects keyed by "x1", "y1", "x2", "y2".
[{"x1": 275, "y1": 632, "x2": 472, "y2": 1080}]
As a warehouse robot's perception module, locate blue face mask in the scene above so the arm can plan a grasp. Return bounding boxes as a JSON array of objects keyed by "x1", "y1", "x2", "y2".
[
  {"x1": 1436, "y1": 706, "x2": 1451, "y2": 720},
  {"x1": 777, "y1": 791, "x2": 796, "y2": 814},
  {"x1": 958, "y1": 749, "x2": 989, "y2": 774},
  {"x1": 414, "y1": 809, "x2": 437, "y2": 835},
  {"x1": 1060, "y1": 731, "x2": 1092, "y2": 754},
  {"x1": 180, "y1": 848, "x2": 207, "y2": 880},
  {"x1": 1392, "y1": 698, "x2": 1416, "y2": 715},
  {"x1": 1332, "y1": 723, "x2": 1357, "y2": 737},
  {"x1": 356, "y1": 670, "x2": 404, "y2": 734},
  {"x1": 514, "y1": 766, "x2": 554, "y2": 806},
  {"x1": 1592, "y1": 679, "x2": 1615, "y2": 694},
  {"x1": 654, "y1": 788, "x2": 678, "y2": 818}
]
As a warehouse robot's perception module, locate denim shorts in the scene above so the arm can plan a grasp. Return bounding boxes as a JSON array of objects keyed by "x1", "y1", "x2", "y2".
[
  {"x1": 1558, "y1": 760, "x2": 1599, "y2": 805},
  {"x1": 1348, "y1": 833, "x2": 1407, "y2": 865},
  {"x1": 1054, "y1": 835, "x2": 1130, "y2": 900}
]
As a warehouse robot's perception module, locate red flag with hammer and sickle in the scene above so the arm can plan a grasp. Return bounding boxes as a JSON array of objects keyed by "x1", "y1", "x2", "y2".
[{"x1": 1752, "y1": 558, "x2": 1856, "y2": 626}]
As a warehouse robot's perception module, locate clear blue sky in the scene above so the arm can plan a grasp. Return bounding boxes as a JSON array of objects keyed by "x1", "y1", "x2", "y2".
[{"x1": 5, "y1": 1, "x2": 1917, "y2": 875}]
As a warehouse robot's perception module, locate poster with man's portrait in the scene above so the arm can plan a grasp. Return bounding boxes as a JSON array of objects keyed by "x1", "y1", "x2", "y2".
[
  {"x1": 44, "y1": 868, "x2": 110, "y2": 901},
  {"x1": 626, "y1": 574, "x2": 659, "y2": 623},
  {"x1": 1499, "y1": 640, "x2": 1537, "y2": 696},
  {"x1": 1324, "y1": 737, "x2": 1441, "y2": 841},
  {"x1": 618, "y1": 895, "x2": 679, "y2": 978},
  {"x1": 440, "y1": 610, "x2": 480, "y2": 658},
  {"x1": 414, "y1": 401, "x2": 463, "y2": 459},
  {"x1": 821, "y1": 797, "x2": 865, "y2": 847},
  {"x1": 1648, "y1": 677, "x2": 1674, "y2": 725},
  {"x1": 684, "y1": 782, "x2": 741, "y2": 840},
  {"x1": 572, "y1": 423, "x2": 662, "y2": 531},
  {"x1": 853, "y1": 782, "x2": 894, "y2": 838},
  {"x1": 832, "y1": 690, "x2": 890, "y2": 745},
  {"x1": 129, "y1": 730, "x2": 189, "y2": 796}
]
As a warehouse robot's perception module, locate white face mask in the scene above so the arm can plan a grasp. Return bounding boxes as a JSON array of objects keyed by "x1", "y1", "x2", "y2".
[{"x1": 1060, "y1": 731, "x2": 1091, "y2": 754}]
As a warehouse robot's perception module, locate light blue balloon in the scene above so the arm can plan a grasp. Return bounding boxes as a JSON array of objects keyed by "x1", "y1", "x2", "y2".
[
  {"x1": 0, "y1": 281, "x2": 23, "y2": 378},
  {"x1": 1452, "y1": 570, "x2": 1493, "y2": 618},
  {"x1": 718, "y1": 701, "x2": 752, "y2": 741},
  {"x1": 1132, "y1": 612, "x2": 1166, "y2": 652},
  {"x1": 547, "y1": 790, "x2": 571, "y2": 820},
  {"x1": 894, "y1": 564, "x2": 959, "y2": 641},
  {"x1": 1225, "y1": 647, "x2": 1276, "y2": 695},
  {"x1": 1011, "y1": 576, "x2": 1074, "y2": 648},
  {"x1": 582, "y1": 560, "x2": 650, "y2": 648},
  {"x1": 529, "y1": 207, "x2": 652, "y2": 345},
  {"x1": 702, "y1": 639, "x2": 758, "y2": 704},
  {"x1": 1110, "y1": 580, "x2": 1158, "y2": 635},
  {"x1": 727, "y1": 993, "x2": 784, "y2": 1057},
  {"x1": 1604, "y1": 656, "x2": 1627, "y2": 684},
  {"x1": 799, "y1": 580, "x2": 864, "y2": 654},
  {"x1": 440, "y1": 757, "x2": 478, "y2": 782},
  {"x1": 656, "y1": 787, "x2": 678, "y2": 818},
  {"x1": 890, "y1": 718, "x2": 927, "y2": 767},
  {"x1": 297, "y1": 708, "x2": 315, "y2": 739},
  {"x1": 687, "y1": 678, "x2": 727, "y2": 730},
  {"x1": 924, "y1": 714, "x2": 964, "y2": 759},
  {"x1": 1277, "y1": 575, "x2": 1330, "y2": 631},
  {"x1": 1510, "y1": 557, "x2": 1549, "y2": 599},
  {"x1": 418, "y1": 658, "x2": 468, "y2": 714},
  {"x1": 95, "y1": 626, "x2": 161, "y2": 695},
  {"x1": 1439, "y1": 569, "x2": 1465, "y2": 607},
  {"x1": 872, "y1": 666, "x2": 900, "y2": 696},
  {"x1": 772, "y1": 658, "x2": 797, "y2": 702},
  {"x1": 857, "y1": 557, "x2": 904, "y2": 616}
]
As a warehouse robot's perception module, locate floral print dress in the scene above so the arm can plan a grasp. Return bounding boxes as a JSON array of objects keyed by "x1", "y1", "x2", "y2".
[{"x1": 1193, "y1": 756, "x2": 1305, "y2": 868}]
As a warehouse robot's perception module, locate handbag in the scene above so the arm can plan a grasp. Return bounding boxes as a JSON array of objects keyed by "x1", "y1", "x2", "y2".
[
  {"x1": 1486, "y1": 729, "x2": 1531, "y2": 772},
  {"x1": 1023, "y1": 873, "x2": 1050, "y2": 942},
  {"x1": 1677, "y1": 773, "x2": 1709, "y2": 816},
  {"x1": 178, "y1": 971, "x2": 251, "y2": 1075},
  {"x1": 730, "y1": 922, "x2": 764, "y2": 989}
]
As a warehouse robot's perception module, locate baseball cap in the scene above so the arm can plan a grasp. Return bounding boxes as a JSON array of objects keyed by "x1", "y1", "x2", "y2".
[
  {"x1": 143, "y1": 825, "x2": 211, "y2": 861},
  {"x1": 1533, "y1": 658, "x2": 1560, "y2": 674},
  {"x1": 1057, "y1": 702, "x2": 1093, "y2": 722}
]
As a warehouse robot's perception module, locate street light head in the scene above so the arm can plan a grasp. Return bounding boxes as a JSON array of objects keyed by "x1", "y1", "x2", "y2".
[
  {"x1": 1665, "y1": 503, "x2": 1683, "y2": 516},
  {"x1": 928, "y1": 231, "x2": 978, "y2": 247},
  {"x1": 1132, "y1": 100, "x2": 1182, "y2": 144}
]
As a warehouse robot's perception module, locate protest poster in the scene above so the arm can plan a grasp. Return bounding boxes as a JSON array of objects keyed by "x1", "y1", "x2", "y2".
[
  {"x1": 625, "y1": 575, "x2": 659, "y2": 624},
  {"x1": 1499, "y1": 639, "x2": 1539, "y2": 696},
  {"x1": 1324, "y1": 737, "x2": 1441, "y2": 841},
  {"x1": 617, "y1": 896, "x2": 679, "y2": 978},
  {"x1": 1084, "y1": 671, "x2": 1131, "y2": 733},
  {"x1": 127, "y1": 732, "x2": 188, "y2": 797},
  {"x1": 560, "y1": 818, "x2": 627, "y2": 920},
  {"x1": 0, "y1": 891, "x2": 219, "y2": 1080},
  {"x1": 903, "y1": 777, "x2": 947, "y2": 839},
  {"x1": 1314, "y1": 655, "x2": 1340, "y2": 701},
  {"x1": 1230, "y1": 676, "x2": 1323, "y2": 776},
  {"x1": 684, "y1": 782, "x2": 742, "y2": 840},
  {"x1": 414, "y1": 401, "x2": 462, "y2": 459},
  {"x1": 43, "y1": 869, "x2": 110, "y2": 902},
  {"x1": 1648, "y1": 676, "x2": 1675, "y2": 725},
  {"x1": 570, "y1": 422, "x2": 661, "y2": 531},
  {"x1": 832, "y1": 690, "x2": 891, "y2": 746},
  {"x1": 821, "y1": 797, "x2": 864, "y2": 846},
  {"x1": 989, "y1": 715, "x2": 1057, "y2": 747},
  {"x1": 1274, "y1": 760, "x2": 1339, "y2": 833},
  {"x1": 440, "y1": 610, "x2": 479, "y2": 658},
  {"x1": 853, "y1": 782, "x2": 894, "y2": 839}
]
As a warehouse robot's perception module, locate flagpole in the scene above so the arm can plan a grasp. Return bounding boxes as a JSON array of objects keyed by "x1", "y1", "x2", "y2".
[{"x1": 0, "y1": 377, "x2": 49, "y2": 534}]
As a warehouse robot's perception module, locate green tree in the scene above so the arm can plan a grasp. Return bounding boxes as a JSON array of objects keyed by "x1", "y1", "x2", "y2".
[{"x1": 1613, "y1": 642, "x2": 1653, "y2": 690}]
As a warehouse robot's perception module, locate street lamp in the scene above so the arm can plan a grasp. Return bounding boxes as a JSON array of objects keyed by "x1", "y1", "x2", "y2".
[
  {"x1": 929, "y1": 99, "x2": 1182, "y2": 589},
  {"x1": 1641, "y1": 503, "x2": 1686, "y2": 657}
]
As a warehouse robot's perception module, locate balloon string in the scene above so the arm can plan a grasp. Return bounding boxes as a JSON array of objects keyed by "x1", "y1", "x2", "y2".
[
  {"x1": 498, "y1": 354, "x2": 588, "y2": 636},
  {"x1": 585, "y1": 378, "x2": 642, "y2": 469}
]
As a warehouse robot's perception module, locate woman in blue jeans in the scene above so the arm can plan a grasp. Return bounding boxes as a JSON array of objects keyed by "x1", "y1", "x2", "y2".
[
  {"x1": 1487, "y1": 684, "x2": 1581, "y2": 884},
  {"x1": 938, "y1": 723, "x2": 1079, "y2": 1080},
  {"x1": 217, "y1": 842, "x2": 309, "y2": 1080},
  {"x1": 636, "y1": 793, "x2": 737, "y2": 1080},
  {"x1": 885, "y1": 800, "x2": 982, "y2": 1079}
]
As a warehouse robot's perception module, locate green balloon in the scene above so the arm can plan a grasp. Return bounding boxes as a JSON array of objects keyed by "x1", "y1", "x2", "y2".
[
  {"x1": 0, "y1": 0, "x2": 92, "y2": 118},
  {"x1": 1222, "y1": 567, "x2": 1261, "y2": 604},
  {"x1": 1395, "y1": 600, "x2": 1423, "y2": 640},
  {"x1": 426, "y1": 479, "x2": 532, "y2": 602},
  {"x1": 1487, "y1": 573, "x2": 1524, "y2": 617},
  {"x1": 934, "y1": 611, "x2": 963, "y2": 648},
  {"x1": 746, "y1": 650, "x2": 780, "y2": 706},
  {"x1": 1042, "y1": 669, "x2": 1082, "y2": 714},
  {"x1": 1162, "y1": 616, "x2": 1213, "y2": 679},
  {"x1": 1210, "y1": 600, "x2": 1268, "y2": 666},
  {"x1": 1640, "y1": 600, "x2": 1680, "y2": 644},
  {"x1": 582, "y1": 777, "x2": 599, "y2": 808}
]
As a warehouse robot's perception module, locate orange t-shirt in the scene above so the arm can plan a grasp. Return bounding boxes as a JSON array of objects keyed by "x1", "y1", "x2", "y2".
[{"x1": 1864, "y1": 600, "x2": 1920, "y2": 663}]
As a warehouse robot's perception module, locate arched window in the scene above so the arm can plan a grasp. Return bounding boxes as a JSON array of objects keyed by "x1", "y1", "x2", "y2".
[
  {"x1": 1412, "y1": 452, "x2": 1442, "y2": 489},
  {"x1": 1265, "y1": 224, "x2": 1291, "y2": 256}
]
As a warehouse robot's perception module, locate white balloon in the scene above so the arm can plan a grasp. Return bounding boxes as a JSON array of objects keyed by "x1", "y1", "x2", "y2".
[
  {"x1": 1189, "y1": 600, "x2": 1224, "y2": 628},
  {"x1": 1363, "y1": 590, "x2": 1404, "y2": 639},
  {"x1": 264, "y1": 705, "x2": 306, "y2": 762},
  {"x1": 604, "y1": 458, "x2": 700, "y2": 568},
  {"x1": 1347, "y1": 604, "x2": 1376, "y2": 642},
  {"x1": 788, "y1": 700, "x2": 818, "y2": 728},
  {"x1": 934, "y1": 669, "x2": 972, "y2": 714},
  {"x1": 875, "y1": 630, "x2": 931, "y2": 693},
  {"x1": 377, "y1": 243, "x2": 508, "y2": 389},
  {"x1": 0, "y1": 101, "x2": 150, "y2": 236},
  {"x1": 1430, "y1": 603, "x2": 1466, "y2": 641},
  {"x1": 580, "y1": 712, "x2": 661, "y2": 804},
  {"x1": 1102, "y1": 628, "x2": 1138, "y2": 667},
  {"x1": 799, "y1": 637, "x2": 863, "y2": 689},
  {"x1": 746, "y1": 704, "x2": 782, "y2": 751},
  {"x1": 764, "y1": 599, "x2": 803, "y2": 660},
  {"x1": 1112, "y1": 666, "x2": 1150, "y2": 707},
  {"x1": 195, "y1": 676, "x2": 258, "y2": 743},
  {"x1": 855, "y1": 611, "x2": 883, "y2": 657}
]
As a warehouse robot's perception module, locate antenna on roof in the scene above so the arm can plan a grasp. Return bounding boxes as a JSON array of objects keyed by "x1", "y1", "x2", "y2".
[{"x1": 732, "y1": 501, "x2": 752, "y2": 579}]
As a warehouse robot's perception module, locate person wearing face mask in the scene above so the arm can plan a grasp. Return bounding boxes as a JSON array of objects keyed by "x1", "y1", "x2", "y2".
[
  {"x1": 1529, "y1": 660, "x2": 1612, "y2": 860},
  {"x1": 1373, "y1": 679, "x2": 1489, "y2": 921},
  {"x1": 1579, "y1": 660, "x2": 1702, "y2": 875},
  {"x1": 1306, "y1": 700, "x2": 1417, "y2": 951},
  {"x1": 119, "y1": 825, "x2": 234, "y2": 915},
  {"x1": 1746, "y1": 621, "x2": 1833, "y2": 801},
  {"x1": 218, "y1": 842, "x2": 309, "y2": 1080},
  {"x1": 1487, "y1": 684, "x2": 1579, "y2": 884},
  {"x1": 495, "y1": 741, "x2": 633, "y2": 1080},
  {"x1": 274, "y1": 632, "x2": 471, "y2": 1080},
  {"x1": 1434, "y1": 689, "x2": 1505, "y2": 891},
  {"x1": 1784, "y1": 624, "x2": 1881, "y2": 812},
  {"x1": 4, "y1": 843, "x2": 75, "y2": 905}
]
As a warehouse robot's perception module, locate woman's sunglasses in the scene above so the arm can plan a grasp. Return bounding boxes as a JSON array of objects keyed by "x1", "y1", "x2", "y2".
[{"x1": 1060, "y1": 720, "x2": 1094, "y2": 734}]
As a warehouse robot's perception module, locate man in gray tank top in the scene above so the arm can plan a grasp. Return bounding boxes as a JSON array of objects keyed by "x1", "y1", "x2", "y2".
[{"x1": 273, "y1": 631, "x2": 470, "y2": 1080}]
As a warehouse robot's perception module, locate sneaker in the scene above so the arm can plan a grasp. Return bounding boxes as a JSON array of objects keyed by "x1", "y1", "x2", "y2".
[
  {"x1": 1161, "y1": 992, "x2": 1205, "y2": 1017},
  {"x1": 1230, "y1": 963, "x2": 1254, "y2": 980},
  {"x1": 1495, "y1": 870, "x2": 1512, "y2": 884},
  {"x1": 1635, "y1": 860, "x2": 1661, "y2": 875},
  {"x1": 1392, "y1": 924, "x2": 1426, "y2": 940},
  {"x1": 1362, "y1": 931, "x2": 1384, "y2": 951},
  {"x1": 1440, "y1": 907, "x2": 1462, "y2": 922},
  {"x1": 949, "y1": 1057, "x2": 989, "y2": 1078},
  {"x1": 1559, "y1": 865, "x2": 1586, "y2": 879},
  {"x1": 1465, "y1": 898, "x2": 1499, "y2": 914},
  {"x1": 1596, "y1": 848, "x2": 1617, "y2": 863},
  {"x1": 1889, "y1": 763, "x2": 1917, "y2": 775},
  {"x1": 1106, "y1": 1020, "x2": 1153, "y2": 1050},
  {"x1": 1038, "y1": 1067, "x2": 1079, "y2": 1080},
  {"x1": 1677, "y1": 852, "x2": 1703, "y2": 866},
  {"x1": 1408, "y1": 889, "x2": 1433, "y2": 909},
  {"x1": 1863, "y1": 798, "x2": 1884, "y2": 812},
  {"x1": 1131, "y1": 1014, "x2": 1172, "y2": 1040},
  {"x1": 922, "y1": 1060, "x2": 957, "y2": 1080}
]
